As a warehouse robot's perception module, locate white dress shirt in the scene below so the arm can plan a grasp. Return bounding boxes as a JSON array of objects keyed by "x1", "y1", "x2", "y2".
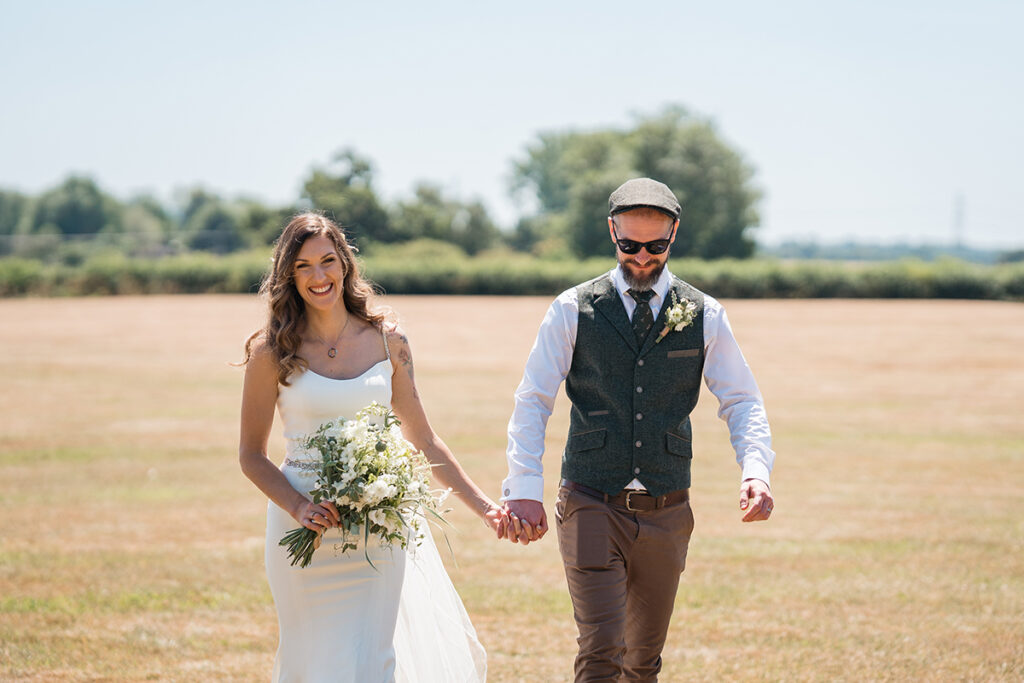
[{"x1": 501, "y1": 266, "x2": 775, "y2": 502}]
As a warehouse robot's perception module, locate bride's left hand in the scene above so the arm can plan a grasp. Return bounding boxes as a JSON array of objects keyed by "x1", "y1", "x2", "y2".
[{"x1": 482, "y1": 503, "x2": 509, "y2": 539}]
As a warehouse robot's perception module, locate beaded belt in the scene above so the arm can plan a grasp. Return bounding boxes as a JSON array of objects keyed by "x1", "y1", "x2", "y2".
[{"x1": 284, "y1": 458, "x2": 320, "y2": 471}]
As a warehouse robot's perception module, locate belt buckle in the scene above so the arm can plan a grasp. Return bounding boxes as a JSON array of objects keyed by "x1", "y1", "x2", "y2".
[{"x1": 624, "y1": 490, "x2": 641, "y2": 512}]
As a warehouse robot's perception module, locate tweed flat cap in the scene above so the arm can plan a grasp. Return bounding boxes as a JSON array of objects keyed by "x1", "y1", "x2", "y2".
[{"x1": 608, "y1": 178, "x2": 681, "y2": 219}]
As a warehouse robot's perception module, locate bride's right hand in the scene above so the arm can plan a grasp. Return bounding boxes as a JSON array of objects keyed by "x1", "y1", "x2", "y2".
[{"x1": 294, "y1": 500, "x2": 341, "y2": 532}]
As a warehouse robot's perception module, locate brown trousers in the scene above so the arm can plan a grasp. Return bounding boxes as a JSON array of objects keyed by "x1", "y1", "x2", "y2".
[{"x1": 555, "y1": 484, "x2": 694, "y2": 683}]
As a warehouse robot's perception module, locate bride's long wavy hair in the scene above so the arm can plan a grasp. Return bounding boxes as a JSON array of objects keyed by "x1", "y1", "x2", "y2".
[{"x1": 241, "y1": 213, "x2": 385, "y2": 385}]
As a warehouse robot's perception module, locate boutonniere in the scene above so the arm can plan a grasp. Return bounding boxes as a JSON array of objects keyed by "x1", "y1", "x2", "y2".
[{"x1": 655, "y1": 291, "x2": 697, "y2": 344}]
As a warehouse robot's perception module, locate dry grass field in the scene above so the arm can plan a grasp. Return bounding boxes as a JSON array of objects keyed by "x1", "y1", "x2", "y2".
[{"x1": 1, "y1": 295, "x2": 1022, "y2": 682}]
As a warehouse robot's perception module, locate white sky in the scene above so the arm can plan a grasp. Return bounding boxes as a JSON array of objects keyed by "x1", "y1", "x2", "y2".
[{"x1": 2, "y1": 1, "x2": 1021, "y2": 248}]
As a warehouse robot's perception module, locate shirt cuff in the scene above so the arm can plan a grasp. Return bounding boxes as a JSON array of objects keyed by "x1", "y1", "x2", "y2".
[
  {"x1": 500, "y1": 473, "x2": 545, "y2": 503},
  {"x1": 740, "y1": 460, "x2": 772, "y2": 489}
]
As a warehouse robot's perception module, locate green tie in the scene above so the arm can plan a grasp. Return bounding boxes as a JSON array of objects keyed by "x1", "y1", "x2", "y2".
[{"x1": 628, "y1": 288, "x2": 655, "y2": 346}]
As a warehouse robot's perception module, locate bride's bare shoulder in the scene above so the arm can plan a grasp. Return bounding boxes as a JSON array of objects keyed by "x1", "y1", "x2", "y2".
[
  {"x1": 244, "y1": 333, "x2": 280, "y2": 376},
  {"x1": 383, "y1": 321, "x2": 408, "y2": 342}
]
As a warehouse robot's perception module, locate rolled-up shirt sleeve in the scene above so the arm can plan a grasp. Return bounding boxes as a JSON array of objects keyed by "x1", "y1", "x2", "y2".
[
  {"x1": 702, "y1": 296, "x2": 775, "y2": 487},
  {"x1": 501, "y1": 288, "x2": 578, "y2": 502}
]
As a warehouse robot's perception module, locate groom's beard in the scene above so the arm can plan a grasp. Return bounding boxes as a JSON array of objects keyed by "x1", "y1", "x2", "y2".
[{"x1": 620, "y1": 255, "x2": 667, "y2": 291}]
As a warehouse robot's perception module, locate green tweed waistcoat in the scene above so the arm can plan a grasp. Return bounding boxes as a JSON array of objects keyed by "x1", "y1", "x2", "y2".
[{"x1": 561, "y1": 273, "x2": 705, "y2": 498}]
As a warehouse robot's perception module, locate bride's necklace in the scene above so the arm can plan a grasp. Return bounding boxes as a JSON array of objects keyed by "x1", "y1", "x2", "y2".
[{"x1": 315, "y1": 315, "x2": 351, "y2": 359}]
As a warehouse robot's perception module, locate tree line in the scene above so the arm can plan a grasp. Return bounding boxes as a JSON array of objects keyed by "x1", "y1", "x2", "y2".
[{"x1": 0, "y1": 107, "x2": 762, "y2": 262}]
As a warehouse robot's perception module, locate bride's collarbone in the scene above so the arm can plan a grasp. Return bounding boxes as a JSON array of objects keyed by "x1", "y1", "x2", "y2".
[{"x1": 299, "y1": 338, "x2": 388, "y2": 380}]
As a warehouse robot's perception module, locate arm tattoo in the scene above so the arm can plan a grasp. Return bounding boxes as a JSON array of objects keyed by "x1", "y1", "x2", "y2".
[
  {"x1": 396, "y1": 332, "x2": 411, "y2": 359},
  {"x1": 395, "y1": 333, "x2": 419, "y2": 399},
  {"x1": 398, "y1": 347, "x2": 413, "y2": 372}
]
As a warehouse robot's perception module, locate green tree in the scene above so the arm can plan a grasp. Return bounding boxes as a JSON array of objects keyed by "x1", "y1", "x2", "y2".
[
  {"x1": 0, "y1": 190, "x2": 27, "y2": 235},
  {"x1": 124, "y1": 195, "x2": 171, "y2": 234},
  {"x1": 25, "y1": 176, "x2": 122, "y2": 236},
  {"x1": 510, "y1": 133, "x2": 575, "y2": 214},
  {"x1": 390, "y1": 183, "x2": 499, "y2": 255},
  {"x1": 121, "y1": 195, "x2": 173, "y2": 255},
  {"x1": 390, "y1": 184, "x2": 450, "y2": 242},
  {"x1": 511, "y1": 106, "x2": 761, "y2": 259},
  {"x1": 0, "y1": 190, "x2": 29, "y2": 255},
  {"x1": 185, "y1": 203, "x2": 246, "y2": 253},
  {"x1": 177, "y1": 189, "x2": 247, "y2": 253},
  {"x1": 998, "y1": 249, "x2": 1024, "y2": 264},
  {"x1": 302, "y1": 149, "x2": 393, "y2": 244},
  {"x1": 237, "y1": 200, "x2": 297, "y2": 246},
  {"x1": 510, "y1": 214, "x2": 573, "y2": 259},
  {"x1": 450, "y1": 202, "x2": 500, "y2": 256},
  {"x1": 178, "y1": 188, "x2": 220, "y2": 229}
]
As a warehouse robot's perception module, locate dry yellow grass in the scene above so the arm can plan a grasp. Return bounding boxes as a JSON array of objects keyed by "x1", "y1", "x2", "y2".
[{"x1": 1, "y1": 295, "x2": 1022, "y2": 682}]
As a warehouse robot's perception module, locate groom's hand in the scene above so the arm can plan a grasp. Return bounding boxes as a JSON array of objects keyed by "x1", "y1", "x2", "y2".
[
  {"x1": 504, "y1": 499, "x2": 548, "y2": 545},
  {"x1": 740, "y1": 478, "x2": 774, "y2": 522}
]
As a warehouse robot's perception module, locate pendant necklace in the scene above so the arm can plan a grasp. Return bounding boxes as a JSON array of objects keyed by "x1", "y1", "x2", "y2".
[{"x1": 320, "y1": 315, "x2": 351, "y2": 359}]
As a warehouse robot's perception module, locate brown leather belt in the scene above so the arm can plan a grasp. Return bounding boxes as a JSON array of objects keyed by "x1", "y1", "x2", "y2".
[{"x1": 560, "y1": 479, "x2": 689, "y2": 512}]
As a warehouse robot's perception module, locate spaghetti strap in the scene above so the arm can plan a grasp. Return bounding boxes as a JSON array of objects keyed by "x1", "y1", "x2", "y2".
[{"x1": 381, "y1": 327, "x2": 391, "y2": 361}]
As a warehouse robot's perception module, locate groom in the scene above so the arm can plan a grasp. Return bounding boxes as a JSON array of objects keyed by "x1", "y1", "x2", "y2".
[{"x1": 500, "y1": 178, "x2": 776, "y2": 682}]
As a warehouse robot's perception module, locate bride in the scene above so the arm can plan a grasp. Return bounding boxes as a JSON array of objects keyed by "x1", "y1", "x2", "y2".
[{"x1": 238, "y1": 213, "x2": 506, "y2": 682}]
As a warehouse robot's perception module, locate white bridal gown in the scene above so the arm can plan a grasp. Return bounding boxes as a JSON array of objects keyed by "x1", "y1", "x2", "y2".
[{"x1": 264, "y1": 336, "x2": 487, "y2": 683}]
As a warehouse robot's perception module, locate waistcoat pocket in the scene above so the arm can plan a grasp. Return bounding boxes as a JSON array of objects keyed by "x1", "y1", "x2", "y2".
[
  {"x1": 567, "y1": 428, "x2": 606, "y2": 453},
  {"x1": 665, "y1": 432, "x2": 693, "y2": 458}
]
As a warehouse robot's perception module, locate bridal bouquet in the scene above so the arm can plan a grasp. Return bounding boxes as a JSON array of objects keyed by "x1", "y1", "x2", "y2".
[{"x1": 279, "y1": 402, "x2": 449, "y2": 568}]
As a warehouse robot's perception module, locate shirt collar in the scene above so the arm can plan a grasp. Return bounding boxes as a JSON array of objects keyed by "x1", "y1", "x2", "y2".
[{"x1": 611, "y1": 264, "x2": 673, "y2": 306}]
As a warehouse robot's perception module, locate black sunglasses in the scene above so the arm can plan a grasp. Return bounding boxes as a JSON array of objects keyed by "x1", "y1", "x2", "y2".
[{"x1": 611, "y1": 222, "x2": 675, "y2": 255}]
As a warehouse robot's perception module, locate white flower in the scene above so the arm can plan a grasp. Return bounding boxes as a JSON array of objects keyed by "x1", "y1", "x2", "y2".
[{"x1": 655, "y1": 292, "x2": 697, "y2": 344}]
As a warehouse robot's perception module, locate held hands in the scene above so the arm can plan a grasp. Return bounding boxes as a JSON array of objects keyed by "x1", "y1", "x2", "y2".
[
  {"x1": 740, "y1": 478, "x2": 774, "y2": 522},
  {"x1": 501, "y1": 499, "x2": 548, "y2": 545}
]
